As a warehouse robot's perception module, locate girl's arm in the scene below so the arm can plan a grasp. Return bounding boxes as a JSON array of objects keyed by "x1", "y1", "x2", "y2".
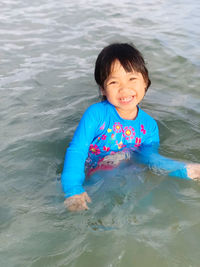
[
  {"x1": 134, "y1": 145, "x2": 189, "y2": 178},
  {"x1": 136, "y1": 121, "x2": 200, "y2": 179},
  {"x1": 131, "y1": 119, "x2": 189, "y2": 178},
  {"x1": 100, "y1": 120, "x2": 200, "y2": 179},
  {"x1": 61, "y1": 104, "x2": 101, "y2": 199},
  {"x1": 135, "y1": 145, "x2": 200, "y2": 179}
]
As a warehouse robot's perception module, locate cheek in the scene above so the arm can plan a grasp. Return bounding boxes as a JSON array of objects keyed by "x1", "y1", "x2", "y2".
[
  {"x1": 106, "y1": 92, "x2": 117, "y2": 103},
  {"x1": 138, "y1": 81, "x2": 146, "y2": 92},
  {"x1": 139, "y1": 88, "x2": 145, "y2": 99},
  {"x1": 103, "y1": 88, "x2": 111, "y2": 97}
]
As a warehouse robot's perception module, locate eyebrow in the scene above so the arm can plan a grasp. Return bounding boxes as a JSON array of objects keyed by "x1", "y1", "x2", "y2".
[
  {"x1": 127, "y1": 71, "x2": 138, "y2": 75},
  {"x1": 108, "y1": 72, "x2": 138, "y2": 79},
  {"x1": 107, "y1": 76, "x2": 118, "y2": 79}
]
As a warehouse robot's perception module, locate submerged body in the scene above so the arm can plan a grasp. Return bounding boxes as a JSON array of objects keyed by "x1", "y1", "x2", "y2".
[{"x1": 62, "y1": 100, "x2": 188, "y2": 198}]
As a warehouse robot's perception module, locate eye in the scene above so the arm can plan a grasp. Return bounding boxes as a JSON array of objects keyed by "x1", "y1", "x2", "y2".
[
  {"x1": 108, "y1": 80, "x2": 117, "y2": 85},
  {"x1": 130, "y1": 77, "x2": 136, "y2": 81}
]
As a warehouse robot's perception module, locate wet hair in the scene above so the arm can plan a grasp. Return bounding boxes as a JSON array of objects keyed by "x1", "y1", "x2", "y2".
[{"x1": 94, "y1": 43, "x2": 151, "y2": 99}]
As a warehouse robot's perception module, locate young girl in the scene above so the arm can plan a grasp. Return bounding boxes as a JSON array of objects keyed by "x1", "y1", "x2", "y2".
[{"x1": 61, "y1": 43, "x2": 200, "y2": 211}]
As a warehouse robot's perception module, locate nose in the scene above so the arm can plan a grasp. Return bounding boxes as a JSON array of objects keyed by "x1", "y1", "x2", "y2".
[{"x1": 118, "y1": 81, "x2": 130, "y2": 93}]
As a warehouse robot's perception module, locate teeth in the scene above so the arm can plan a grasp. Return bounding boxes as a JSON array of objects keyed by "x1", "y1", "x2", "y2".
[{"x1": 120, "y1": 96, "x2": 133, "y2": 102}]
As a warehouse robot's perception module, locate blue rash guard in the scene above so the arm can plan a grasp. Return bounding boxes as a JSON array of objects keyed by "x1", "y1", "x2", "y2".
[{"x1": 61, "y1": 100, "x2": 188, "y2": 198}]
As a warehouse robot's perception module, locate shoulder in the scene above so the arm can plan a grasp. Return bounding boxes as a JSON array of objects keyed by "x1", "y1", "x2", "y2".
[
  {"x1": 86, "y1": 101, "x2": 107, "y2": 111},
  {"x1": 79, "y1": 101, "x2": 108, "y2": 125},
  {"x1": 138, "y1": 108, "x2": 160, "y2": 144},
  {"x1": 138, "y1": 108, "x2": 158, "y2": 129},
  {"x1": 84, "y1": 101, "x2": 109, "y2": 117}
]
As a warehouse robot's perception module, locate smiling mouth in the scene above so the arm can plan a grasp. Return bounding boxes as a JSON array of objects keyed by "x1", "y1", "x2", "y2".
[{"x1": 119, "y1": 96, "x2": 135, "y2": 103}]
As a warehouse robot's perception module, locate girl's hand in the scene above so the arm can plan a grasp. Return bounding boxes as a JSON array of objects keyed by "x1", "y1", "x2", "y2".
[
  {"x1": 64, "y1": 192, "x2": 91, "y2": 211},
  {"x1": 187, "y1": 164, "x2": 200, "y2": 179}
]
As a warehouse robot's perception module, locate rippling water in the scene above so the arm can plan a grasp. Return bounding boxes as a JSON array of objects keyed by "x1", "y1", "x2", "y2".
[{"x1": 0, "y1": 0, "x2": 200, "y2": 266}]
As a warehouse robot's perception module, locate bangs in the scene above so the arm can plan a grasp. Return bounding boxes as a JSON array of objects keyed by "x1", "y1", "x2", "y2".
[
  {"x1": 102, "y1": 58, "x2": 141, "y2": 84},
  {"x1": 95, "y1": 43, "x2": 151, "y2": 91},
  {"x1": 110, "y1": 58, "x2": 143, "y2": 74},
  {"x1": 103, "y1": 57, "x2": 148, "y2": 87}
]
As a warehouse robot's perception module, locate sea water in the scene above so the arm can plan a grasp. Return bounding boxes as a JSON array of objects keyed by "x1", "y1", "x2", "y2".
[{"x1": 0, "y1": 0, "x2": 200, "y2": 266}]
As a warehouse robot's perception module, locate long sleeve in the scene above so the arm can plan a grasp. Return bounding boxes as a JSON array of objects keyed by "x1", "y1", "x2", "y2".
[
  {"x1": 61, "y1": 104, "x2": 102, "y2": 198},
  {"x1": 135, "y1": 146, "x2": 189, "y2": 178},
  {"x1": 133, "y1": 120, "x2": 189, "y2": 179}
]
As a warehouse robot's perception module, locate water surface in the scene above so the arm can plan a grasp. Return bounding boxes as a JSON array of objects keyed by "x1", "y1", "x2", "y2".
[{"x1": 0, "y1": 0, "x2": 200, "y2": 266}]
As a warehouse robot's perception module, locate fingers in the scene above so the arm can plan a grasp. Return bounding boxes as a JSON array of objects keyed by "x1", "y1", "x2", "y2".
[
  {"x1": 83, "y1": 192, "x2": 91, "y2": 203},
  {"x1": 81, "y1": 201, "x2": 89, "y2": 210},
  {"x1": 65, "y1": 198, "x2": 88, "y2": 211},
  {"x1": 68, "y1": 203, "x2": 88, "y2": 211},
  {"x1": 187, "y1": 164, "x2": 200, "y2": 179},
  {"x1": 64, "y1": 192, "x2": 91, "y2": 211},
  {"x1": 64, "y1": 197, "x2": 79, "y2": 211}
]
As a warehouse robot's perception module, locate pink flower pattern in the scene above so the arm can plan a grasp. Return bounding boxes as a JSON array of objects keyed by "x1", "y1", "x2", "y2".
[
  {"x1": 90, "y1": 122, "x2": 145, "y2": 156},
  {"x1": 135, "y1": 137, "x2": 141, "y2": 147},
  {"x1": 89, "y1": 144, "x2": 100, "y2": 155},
  {"x1": 141, "y1": 125, "x2": 146, "y2": 134},
  {"x1": 122, "y1": 126, "x2": 135, "y2": 140},
  {"x1": 103, "y1": 146, "x2": 110, "y2": 152},
  {"x1": 100, "y1": 122, "x2": 105, "y2": 130},
  {"x1": 116, "y1": 141, "x2": 126, "y2": 149},
  {"x1": 113, "y1": 122, "x2": 123, "y2": 133}
]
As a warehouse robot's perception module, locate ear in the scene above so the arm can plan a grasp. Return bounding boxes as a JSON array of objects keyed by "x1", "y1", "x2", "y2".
[{"x1": 100, "y1": 87, "x2": 106, "y2": 96}]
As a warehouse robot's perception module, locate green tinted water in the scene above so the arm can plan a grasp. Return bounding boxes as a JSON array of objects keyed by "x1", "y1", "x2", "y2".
[{"x1": 0, "y1": 0, "x2": 200, "y2": 266}]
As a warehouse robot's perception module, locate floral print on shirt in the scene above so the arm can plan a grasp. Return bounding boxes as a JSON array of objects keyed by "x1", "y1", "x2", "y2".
[{"x1": 89, "y1": 123, "x2": 146, "y2": 158}]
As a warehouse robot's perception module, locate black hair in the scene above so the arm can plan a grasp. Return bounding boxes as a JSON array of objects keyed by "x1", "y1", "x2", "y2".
[{"x1": 94, "y1": 43, "x2": 151, "y2": 99}]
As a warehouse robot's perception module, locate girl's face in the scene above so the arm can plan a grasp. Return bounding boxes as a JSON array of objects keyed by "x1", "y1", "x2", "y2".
[{"x1": 101, "y1": 60, "x2": 147, "y2": 120}]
